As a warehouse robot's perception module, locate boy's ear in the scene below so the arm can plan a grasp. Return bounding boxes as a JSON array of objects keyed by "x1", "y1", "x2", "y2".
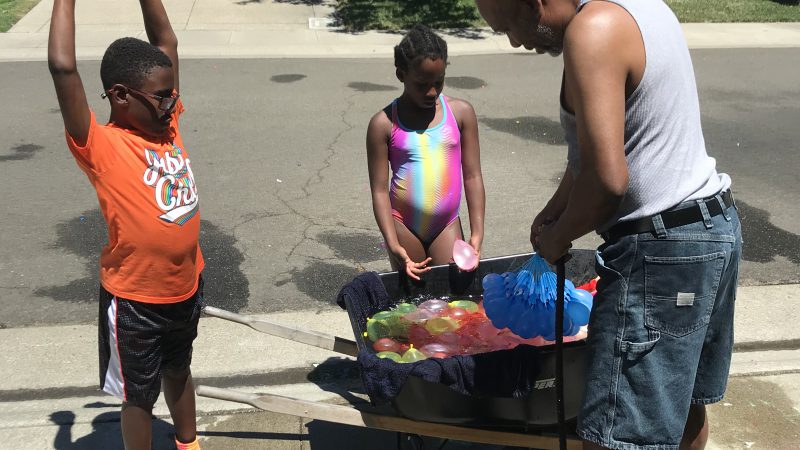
[
  {"x1": 395, "y1": 68, "x2": 405, "y2": 83},
  {"x1": 106, "y1": 85, "x2": 129, "y2": 107}
]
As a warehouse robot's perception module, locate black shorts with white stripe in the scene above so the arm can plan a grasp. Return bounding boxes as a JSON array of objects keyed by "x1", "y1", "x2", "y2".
[{"x1": 98, "y1": 276, "x2": 203, "y2": 408}]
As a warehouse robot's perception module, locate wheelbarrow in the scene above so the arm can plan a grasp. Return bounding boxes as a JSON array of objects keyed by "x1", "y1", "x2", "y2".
[{"x1": 196, "y1": 251, "x2": 595, "y2": 449}]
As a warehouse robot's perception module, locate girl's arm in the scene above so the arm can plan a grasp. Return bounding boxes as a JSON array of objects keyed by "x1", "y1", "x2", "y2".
[
  {"x1": 366, "y1": 111, "x2": 431, "y2": 280},
  {"x1": 48, "y1": 0, "x2": 90, "y2": 146},
  {"x1": 139, "y1": 0, "x2": 179, "y2": 91},
  {"x1": 453, "y1": 99, "x2": 485, "y2": 257}
]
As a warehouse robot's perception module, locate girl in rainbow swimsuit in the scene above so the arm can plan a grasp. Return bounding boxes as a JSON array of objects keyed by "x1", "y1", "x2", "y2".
[{"x1": 367, "y1": 24, "x2": 486, "y2": 280}]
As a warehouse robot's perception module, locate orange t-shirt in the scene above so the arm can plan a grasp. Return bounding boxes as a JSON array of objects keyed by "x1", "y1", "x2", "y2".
[{"x1": 66, "y1": 101, "x2": 204, "y2": 303}]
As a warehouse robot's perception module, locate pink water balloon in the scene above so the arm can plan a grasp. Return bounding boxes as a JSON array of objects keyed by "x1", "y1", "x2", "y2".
[
  {"x1": 436, "y1": 331, "x2": 461, "y2": 345},
  {"x1": 418, "y1": 299, "x2": 449, "y2": 313},
  {"x1": 403, "y1": 308, "x2": 438, "y2": 323},
  {"x1": 419, "y1": 343, "x2": 458, "y2": 358},
  {"x1": 452, "y1": 239, "x2": 479, "y2": 271}
]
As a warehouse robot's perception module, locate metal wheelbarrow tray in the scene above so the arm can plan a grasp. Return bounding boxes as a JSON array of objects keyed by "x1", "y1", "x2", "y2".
[{"x1": 197, "y1": 250, "x2": 595, "y2": 449}]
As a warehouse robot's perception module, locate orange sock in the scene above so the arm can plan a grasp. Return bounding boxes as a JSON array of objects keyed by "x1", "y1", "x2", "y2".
[{"x1": 175, "y1": 436, "x2": 200, "y2": 450}]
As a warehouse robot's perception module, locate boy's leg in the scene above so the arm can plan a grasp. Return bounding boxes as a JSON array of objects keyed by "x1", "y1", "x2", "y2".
[
  {"x1": 426, "y1": 218, "x2": 464, "y2": 265},
  {"x1": 161, "y1": 278, "x2": 204, "y2": 446},
  {"x1": 99, "y1": 291, "x2": 162, "y2": 450},
  {"x1": 163, "y1": 368, "x2": 197, "y2": 444},
  {"x1": 121, "y1": 403, "x2": 154, "y2": 450}
]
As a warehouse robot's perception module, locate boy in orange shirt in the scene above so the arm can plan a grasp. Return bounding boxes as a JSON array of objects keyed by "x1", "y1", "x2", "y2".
[{"x1": 49, "y1": 1, "x2": 203, "y2": 449}]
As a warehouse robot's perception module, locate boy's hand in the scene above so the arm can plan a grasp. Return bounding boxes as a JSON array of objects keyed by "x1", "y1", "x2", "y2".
[{"x1": 389, "y1": 246, "x2": 431, "y2": 281}]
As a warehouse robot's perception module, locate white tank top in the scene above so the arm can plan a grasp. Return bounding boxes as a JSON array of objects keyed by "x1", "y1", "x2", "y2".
[{"x1": 561, "y1": 0, "x2": 730, "y2": 232}]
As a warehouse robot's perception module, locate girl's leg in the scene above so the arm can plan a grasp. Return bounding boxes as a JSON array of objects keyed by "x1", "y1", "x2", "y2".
[
  {"x1": 389, "y1": 219, "x2": 427, "y2": 271},
  {"x1": 427, "y1": 218, "x2": 464, "y2": 265}
]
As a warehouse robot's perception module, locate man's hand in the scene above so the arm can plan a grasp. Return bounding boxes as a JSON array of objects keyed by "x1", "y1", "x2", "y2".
[
  {"x1": 533, "y1": 222, "x2": 572, "y2": 264},
  {"x1": 389, "y1": 246, "x2": 432, "y2": 281},
  {"x1": 530, "y1": 206, "x2": 559, "y2": 250}
]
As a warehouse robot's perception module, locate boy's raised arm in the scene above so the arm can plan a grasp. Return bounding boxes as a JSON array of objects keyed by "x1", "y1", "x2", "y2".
[
  {"x1": 139, "y1": 0, "x2": 179, "y2": 92},
  {"x1": 48, "y1": 0, "x2": 90, "y2": 147}
]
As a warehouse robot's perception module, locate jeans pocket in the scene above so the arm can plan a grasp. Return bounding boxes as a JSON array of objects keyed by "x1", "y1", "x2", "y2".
[
  {"x1": 595, "y1": 247, "x2": 624, "y2": 285},
  {"x1": 644, "y1": 251, "x2": 725, "y2": 337},
  {"x1": 619, "y1": 334, "x2": 660, "y2": 360}
]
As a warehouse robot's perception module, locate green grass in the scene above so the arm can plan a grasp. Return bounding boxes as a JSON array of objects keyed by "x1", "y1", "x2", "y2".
[
  {"x1": 0, "y1": 0, "x2": 38, "y2": 32},
  {"x1": 335, "y1": 0, "x2": 800, "y2": 31},
  {"x1": 334, "y1": 0, "x2": 483, "y2": 32},
  {"x1": 666, "y1": 0, "x2": 800, "y2": 23}
]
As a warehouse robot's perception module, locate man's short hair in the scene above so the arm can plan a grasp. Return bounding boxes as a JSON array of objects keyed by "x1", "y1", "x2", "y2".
[{"x1": 100, "y1": 37, "x2": 172, "y2": 90}]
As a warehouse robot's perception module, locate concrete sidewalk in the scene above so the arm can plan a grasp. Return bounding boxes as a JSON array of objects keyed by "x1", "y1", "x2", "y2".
[
  {"x1": 4, "y1": 283, "x2": 799, "y2": 394},
  {"x1": 2, "y1": 284, "x2": 799, "y2": 393},
  {"x1": 1, "y1": 283, "x2": 800, "y2": 449},
  {"x1": 2, "y1": 0, "x2": 800, "y2": 62}
]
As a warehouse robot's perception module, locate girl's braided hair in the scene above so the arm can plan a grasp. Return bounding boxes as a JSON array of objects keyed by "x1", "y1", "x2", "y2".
[{"x1": 394, "y1": 24, "x2": 448, "y2": 71}]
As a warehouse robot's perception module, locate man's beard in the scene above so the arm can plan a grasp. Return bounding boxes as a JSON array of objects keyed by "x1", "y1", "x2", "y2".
[{"x1": 536, "y1": 24, "x2": 563, "y2": 56}]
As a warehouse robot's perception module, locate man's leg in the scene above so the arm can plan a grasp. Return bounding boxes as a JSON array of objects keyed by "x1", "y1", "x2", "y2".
[
  {"x1": 163, "y1": 368, "x2": 197, "y2": 444},
  {"x1": 680, "y1": 404, "x2": 708, "y2": 450},
  {"x1": 121, "y1": 403, "x2": 153, "y2": 450}
]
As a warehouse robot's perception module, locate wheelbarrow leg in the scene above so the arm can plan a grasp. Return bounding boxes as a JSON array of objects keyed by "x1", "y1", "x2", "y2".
[
  {"x1": 556, "y1": 257, "x2": 568, "y2": 450},
  {"x1": 397, "y1": 432, "x2": 427, "y2": 450}
]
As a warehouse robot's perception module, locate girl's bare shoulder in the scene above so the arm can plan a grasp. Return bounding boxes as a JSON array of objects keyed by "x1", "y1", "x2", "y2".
[
  {"x1": 444, "y1": 96, "x2": 477, "y2": 125},
  {"x1": 368, "y1": 103, "x2": 394, "y2": 131}
]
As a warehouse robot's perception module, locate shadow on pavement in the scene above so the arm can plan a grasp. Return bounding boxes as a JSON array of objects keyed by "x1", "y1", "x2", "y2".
[{"x1": 50, "y1": 409, "x2": 176, "y2": 450}]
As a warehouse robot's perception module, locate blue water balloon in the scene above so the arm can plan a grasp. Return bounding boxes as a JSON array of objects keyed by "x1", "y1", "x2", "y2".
[{"x1": 566, "y1": 288, "x2": 593, "y2": 326}]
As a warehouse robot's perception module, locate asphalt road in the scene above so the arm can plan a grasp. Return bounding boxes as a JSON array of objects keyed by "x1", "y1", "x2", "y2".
[{"x1": 1, "y1": 49, "x2": 798, "y2": 327}]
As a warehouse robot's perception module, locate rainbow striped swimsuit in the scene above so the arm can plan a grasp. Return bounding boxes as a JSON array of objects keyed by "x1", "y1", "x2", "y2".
[{"x1": 389, "y1": 94, "x2": 462, "y2": 245}]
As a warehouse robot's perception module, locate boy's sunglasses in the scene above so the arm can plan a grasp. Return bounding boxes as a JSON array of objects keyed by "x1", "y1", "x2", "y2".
[{"x1": 102, "y1": 85, "x2": 179, "y2": 112}]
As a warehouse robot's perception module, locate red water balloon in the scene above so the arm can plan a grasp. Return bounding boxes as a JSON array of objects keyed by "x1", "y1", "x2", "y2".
[
  {"x1": 372, "y1": 337, "x2": 401, "y2": 353},
  {"x1": 447, "y1": 307, "x2": 469, "y2": 321}
]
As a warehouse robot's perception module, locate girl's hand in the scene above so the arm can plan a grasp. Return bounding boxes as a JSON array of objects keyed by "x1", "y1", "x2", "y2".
[
  {"x1": 466, "y1": 236, "x2": 482, "y2": 271},
  {"x1": 390, "y1": 246, "x2": 432, "y2": 281}
]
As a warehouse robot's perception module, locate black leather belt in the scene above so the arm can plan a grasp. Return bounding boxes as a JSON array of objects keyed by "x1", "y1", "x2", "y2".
[{"x1": 601, "y1": 190, "x2": 735, "y2": 241}]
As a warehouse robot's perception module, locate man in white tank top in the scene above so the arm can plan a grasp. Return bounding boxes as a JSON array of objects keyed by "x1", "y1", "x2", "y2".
[{"x1": 476, "y1": 1, "x2": 742, "y2": 449}]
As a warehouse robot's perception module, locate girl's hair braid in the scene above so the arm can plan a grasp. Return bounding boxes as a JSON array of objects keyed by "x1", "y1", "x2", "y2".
[{"x1": 394, "y1": 24, "x2": 448, "y2": 71}]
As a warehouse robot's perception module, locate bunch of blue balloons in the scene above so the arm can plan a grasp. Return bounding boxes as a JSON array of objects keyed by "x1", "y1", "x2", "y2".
[{"x1": 481, "y1": 255, "x2": 593, "y2": 340}]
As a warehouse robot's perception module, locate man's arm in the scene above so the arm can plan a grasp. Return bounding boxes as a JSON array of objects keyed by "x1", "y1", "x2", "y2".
[
  {"x1": 535, "y1": 4, "x2": 641, "y2": 262},
  {"x1": 48, "y1": 0, "x2": 90, "y2": 146},
  {"x1": 139, "y1": 0, "x2": 179, "y2": 91},
  {"x1": 530, "y1": 166, "x2": 573, "y2": 246}
]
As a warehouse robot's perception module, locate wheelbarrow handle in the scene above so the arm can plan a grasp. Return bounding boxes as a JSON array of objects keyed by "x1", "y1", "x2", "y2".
[
  {"x1": 195, "y1": 385, "x2": 583, "y2": 449},
  {"x1": 202, "y1": 306, "x2": 359, "y2": 357}
]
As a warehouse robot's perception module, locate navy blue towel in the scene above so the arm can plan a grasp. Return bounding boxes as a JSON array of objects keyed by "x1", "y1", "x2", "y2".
[{"x1": 337, "y1": 272, "x2": 544, "y2": 405}]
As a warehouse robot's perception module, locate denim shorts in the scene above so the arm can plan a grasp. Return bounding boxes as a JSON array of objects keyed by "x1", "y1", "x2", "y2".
[{"x1": 577, "y1": 199, "x2": 742, "y2": 449}]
